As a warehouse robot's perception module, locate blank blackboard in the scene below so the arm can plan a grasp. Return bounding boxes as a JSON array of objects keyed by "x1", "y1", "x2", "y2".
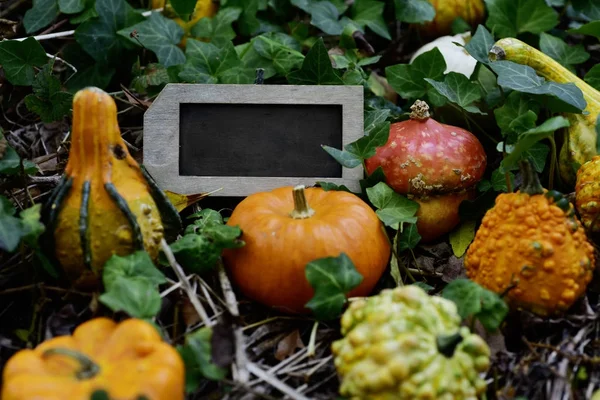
[
  {"x1": 143, "y1": 84, "x2": 364, "y2": 197},
  {"x1": 179, "y1": 103, "x2": 343, "y2": 178}
]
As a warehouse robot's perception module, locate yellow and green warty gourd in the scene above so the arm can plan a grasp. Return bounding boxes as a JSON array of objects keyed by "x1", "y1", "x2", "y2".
[{"x1": 43, "y1": 87, "x2": 181, "y2": 287}]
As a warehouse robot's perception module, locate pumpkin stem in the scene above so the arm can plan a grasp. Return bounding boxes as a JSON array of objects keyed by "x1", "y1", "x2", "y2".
[
  {"x1": 519, "y1": 159, "x2": 544, "y2": 196},
  {"x1": 488, "y1": 45, "x2": 506, "y2": 62},
  {"x1": 436, "y1": 332, "x2": 463, "y2": 358},
  {"x1": 42, "y1": 347, "x2": 100, "y2": 380},
  {"x1": 290, "y1": 185, "x2": 315, "y2": 219},
  {"x1": 409, "y1": 100, "x2": 430, "y2": 120}
]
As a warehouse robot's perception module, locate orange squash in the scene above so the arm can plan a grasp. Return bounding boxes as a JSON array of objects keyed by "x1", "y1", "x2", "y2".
[
  {"x1": 1, "y1": 317, "x2": 185, "y2": 400},
  {"x1": 43, "y1": 87, "x2": 180, "y2": 287},
  {"x1": 222, "y1": 185, "x2": 391, "y2": 314}
]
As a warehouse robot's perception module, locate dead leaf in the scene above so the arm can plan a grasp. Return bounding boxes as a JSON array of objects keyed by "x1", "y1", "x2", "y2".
[
  {"x1": 0, "y1": 19, "x2": 18, "y2": 39},
  {"x1": 274, "y1": 329, "x2": 305, "y2": 361},
  {"x1": 211, "y1": 317, "x2": 235, "y2": 368},
  {"x1": 44, "y1": 304, "x2": 82, "y2": 340},
  {"x1": 441, "y1": 255, "x2": 466, "y2": 283},
  {"x1": 181, "y1": 295, "x2": 201, "y2": 327}
]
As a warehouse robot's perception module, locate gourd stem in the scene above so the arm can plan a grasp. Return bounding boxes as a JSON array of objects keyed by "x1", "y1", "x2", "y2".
[
  {"x1": 409, "y1": 100, "x2": 430, "y2": 120},
  {"x1": 436, "y1": 332, "x2": 463, "y2": 358},
  {"x1": 519, "y1": 159, "x2": 544, "y2": 195},
  {"x1": 290, "y1": 185, "x2": 315, "y2": 219},
  {"x1": 42, "y1": 347, "x2": 100, "y2": 380}
]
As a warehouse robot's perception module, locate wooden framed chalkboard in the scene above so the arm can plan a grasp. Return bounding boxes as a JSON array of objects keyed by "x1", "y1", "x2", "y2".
[{"x1": 143, "y1": 84, "x2": 364, "y2": 196}]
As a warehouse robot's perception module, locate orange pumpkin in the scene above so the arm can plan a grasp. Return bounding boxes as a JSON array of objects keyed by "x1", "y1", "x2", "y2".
[{"x1": 222, "y1": 185, "x2": 391, "y2": 314}]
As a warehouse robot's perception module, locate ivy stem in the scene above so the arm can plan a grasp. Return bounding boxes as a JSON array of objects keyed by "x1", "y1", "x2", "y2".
[
  {"x1": 290, "y1": 185, "x2": 315, "y2": 219},
  {"x1": 42, "y1": 348, "x2": 100, "y2": 380}
]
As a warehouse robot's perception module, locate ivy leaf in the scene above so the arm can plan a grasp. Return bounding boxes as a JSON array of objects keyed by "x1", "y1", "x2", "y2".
[
  {"x1": 569, "y1": 21, "x2": 600, "y2": 41},
  {"x1": 317, "y1": 182, "x2": 353, "y2": 192},
  {"x1": 225, "y1": 0, "x2": 260, "y2": 36},
  {"x1": 287, "y1": 38, "x2": 343, "y2": 85},
  {"x1": 366, "y1": 182, "x2": 419, "y2": 229},
  {"x1": 58, "y1": 0, "x2": 85, "y2": 14},
  {"x1": 305, "y1": 253, "x2": 363, "y2": 321},
  {"x1": 501, "y1": 116, "x2": 570, "y2": 171},
  {"x1": 310, "y1": 1, "x2": 346, "y2": 35},
  {"x1": 75, "y1": 0, "x2": 144, "y2": 65},
  {"x1": 70, "y1": 0, "x2": 98, "y2": 24},
  {"x1": 571, "y1": 0, "x2": 600, "y2": 20},
  {"x1": 322, "y1": 121, "x2": 389, "y2": 168},
  {"x1": 394, "y1": 0, "x2": 435, "y2": 24},
  {"x1": 20, "y1": 204, "x2": 45, "y2": 247},
  {"x1": 24, "y1": 62, "x2": 73, "y2": 123},
  {"x1": 425, "y1": 72, "x2": 485, "y2": 114},
  {"x1": 180, "y1": 40, "x2": 253, "y2": 84},
  {"x1": 539, "y1": 33, "x2": 589, "y2": 72},
  {"x1": 494, "y1": 91, "x2": 540, "y2": 135},
  {"x1": 464, "y1": 25, "x2": 495, "y2": 65},
  {"x1": 0, "y1": 210, "x2": 23, "y2": 252},
  {"x1": 190, "y1": 7, "x2": 242, "y2": 46},
  {"x1": 489, "y1": 60, "x2": 586, "y2": 113},
  {"x1": 484, "y1": 0, "x2": 559, "y2": 38},
  {"x1": 118, "y1": 12, "x2": 185, "y2": 68},
  {"x1": 170, "y1": 0, "x2": 197, "y2": 20},
  {"x1": 364, "y1": 109, "x2": 391, "y2": 134},
  {"x1": 490, "y1": 167, "x2": 515, "y2": 191},
  {"x1": 386, "y1": 48, "x2": 446, "y2": 102},
  {"x1": 352, "y1": 0, "x2": 390, "y2": 39},
  {"x1": 449, "y1": 220, "x2": 476, "y2": 258},
  {"x1": 442, "y1": 278, "x2": 509, "y2": 332},
  {"x1": 0, "y1": 37, "x2": 48, "y2": 86},
  {"x1": 178, "y1": 327, "x2": 228, "y2": 392},
  {"x1": 253, "y1": 34, "x2": 304, "y2": 75},
  {"x1": 23, "y1": 0, "x2": 59, "y2": 34},
  {"x1": 398, "y1": 223, "x2": 421, "y2": 252},
  {"x1": 585, "y1": 64, "x2": 600, "y2": 91},
  {"x1": 99, "y1": 251, "x2": 166, "y2": 318}
]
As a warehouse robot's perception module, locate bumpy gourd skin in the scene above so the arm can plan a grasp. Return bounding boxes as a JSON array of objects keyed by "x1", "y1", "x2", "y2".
[
  {"x1": 1, "y1": 318, "x2": 185, "y2": 400},
  {"x1": 465, "y1": 190, "x2": 595, "y2": 316},
  {"x1": 576, "y1": 155, "x2": 600, "y2": 232},
  {"x1": 331, "y1": 285, "x2": 490, "y2": 400}
]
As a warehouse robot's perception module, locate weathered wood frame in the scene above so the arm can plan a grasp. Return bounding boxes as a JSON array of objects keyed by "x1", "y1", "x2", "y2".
[{"x1": 143, "y1": 83, "x2": 364, "y2": 196}]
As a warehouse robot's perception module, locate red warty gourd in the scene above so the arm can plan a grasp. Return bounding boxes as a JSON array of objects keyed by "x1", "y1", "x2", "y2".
[
  {"x1": 365, "y1": 100, "x2": 487, "y2": 242},
  {"x1": 222, "y1": 185, "x2": 391, "y2": 314}
]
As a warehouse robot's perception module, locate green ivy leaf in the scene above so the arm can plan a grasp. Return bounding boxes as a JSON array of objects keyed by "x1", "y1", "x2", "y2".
[
  {"x1": 364, "y1": 109, "x2": 391, "y2": 134},
  {"x1": 20, "y1": 204, "x2": 45, "y2": 247},
  {"x1": 571, "y1": 0, "x2": 600, "y2": 20},
  {"x1": 118, "y1": 12, "x2": 185, "y2": 68},
  {"x1": 484, "y1": 0, "x2": 559, "y2": 38},
  {"x1": 442, "y1": 278, "x2": 509, "y2": 332},
  {"x1": 501, "y1": 116, "x2": 570, "y2": 171},
  {"x1": 190, "y1": 7, "x2": 242, "y2": 46},
  {"x1": 366, "y1": 182, "x2": 419, "y2": 229},
  {"x1": 186, "y1": 209, "x2": 224, "y2": 229},
  {"x1": 464, "y1": 25, "x2": 495, "y2": 65},
  {"x1": 425, "y1": 72, "x2": 485, "y2": 114},
  {"x1": 58, "y1": 0, "x2": 85, "y2": 14},
  {"x1": 99, "y1": 251, "x2": 166, "y2": 318},
  {"x1": 0, "y1": 37, "x2": 48, "y2": 86},
  {"x1": 398, "y1": 223, "x2": 421, "y2": 252},
  {"x1": 305, "y1": 253, "x2": 363, "y2": 321},
  {"x1": 180, "y1": 40, "x2": 254, "y2": 84},
  {"x1": 539, "y1": 33, "x2": 589, "y2": 72},
  {"x1": 386, "y1": 48, "x2": 446, "y2": 103},
  {"x1": 75, "y1": 0, "x2": 144, "y2": 65},
  {"x1": 225, "y1": 0, "x2": 260, "y2": 36},
  {"x1": 394, "y1": 0, "x2": 435, "y2": 24},
  {"x1": 490, "y1": 168, "x2": 514, "y2": 192},
  {"x1": 489, "y1": 60, "x2": 586, "y2": 113},
  {"x1": 317, "y1": 182, "x2": 353, "y2": 192},
  {"x1": 352, "y1": 0, "x2": 390, "y2": 39},
  {"x1": 170, "y1": 0, "x2": 197, "y2": 20},
  {"x1": 0, "y1": 207, "x2": 23, "y2": 252},
  {"x1": 322, "y1": 121, "x2": 389, "y2": 168},
  {"x1": 287, "y1": 38, "x2": 343, "y2": 85},
  {"x1": 23, "y1": 0, "x2": 59, "y2": 34},
  {"x1": 310, "y1": 1, "x2": 346, "y2": 35},
  {"x1": 70, "y1": 0, "x2": 98, "y2": 24},
  {"x1": 24, "y1": 62, "x2": 73, "y2": 123},
  {"x1": 449, "y1": 220, "x2": 476, "y2": 258},
  {"x1": 494, "y1": 91, "x2": 540, "y2": 136},
  {"x1": 585, "y1": 64, "x2": 600, "y2": 91},
  {"x1": 178, "y1": 327, "x2": 228, "y2": 393},
  {"x1": 569, "y1": 21, "x2": 600, "y2": 41},
  {"x1": 253, "y1": 34, "x2": 304, "y2": 75}
]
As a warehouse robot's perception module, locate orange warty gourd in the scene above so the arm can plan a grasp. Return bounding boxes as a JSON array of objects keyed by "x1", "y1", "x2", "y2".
[
  {"x1": 418, "y1": 0, "x2": 485, "y2": 38},
  {"x1": 575, "y1": 155, "x2": 600, "y2": 232},
  {"x1": 1, "y1": 317, "x2": 185, "y2": 400},
  {"x1": 465, "y1": 161, "x2": 595, "y2": 317},
  {"x1": 44, "y1": 87, "x2": 180, "y2": 287},
  {"x1": 365, "y1": 100, "x2": 487, "y2": 242},
  {"x1": 222, "y1": 185, "x2": 391, "y2": 314}
]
